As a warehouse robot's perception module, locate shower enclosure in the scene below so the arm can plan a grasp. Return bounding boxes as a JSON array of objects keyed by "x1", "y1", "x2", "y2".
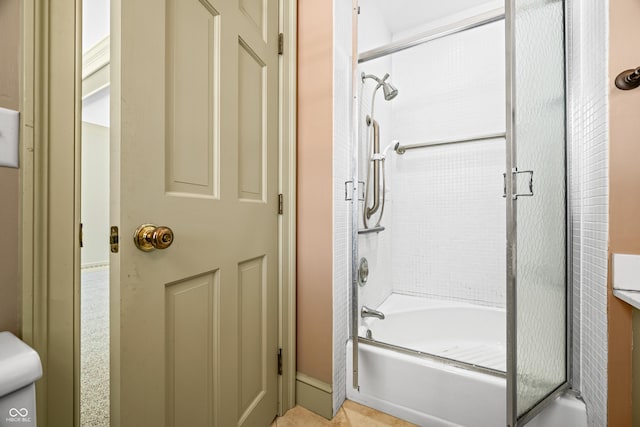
[{"x1": 347, "y1": 1, "x2": 570, "y2": 426}]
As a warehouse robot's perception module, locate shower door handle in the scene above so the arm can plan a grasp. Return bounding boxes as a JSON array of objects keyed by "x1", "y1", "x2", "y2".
[{"x1": 511, "y1": 169, "x2": 534, "y2": 200}]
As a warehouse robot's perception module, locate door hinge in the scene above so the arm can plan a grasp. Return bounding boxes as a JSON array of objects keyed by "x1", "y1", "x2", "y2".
[
  {"x1": 502, "y1": 173, "x2": 507, "y2": 198},
  {"x1": 110, "y1": 226, "x2": 119, "y2": 253},
  {"x1": 277, "y1": 348, "x2": 283, "y2": 375},
  {"x1": 278, "y1": 33, "x2": 284, "y2": 55},
  {"x1": 344, "y1": 180, "x2": 365, "y2": 201},
  {"x1": 278, "y1": 193, "x2": 284, "y2": 215},
  {"x1": 80, "y1": 223, "x2": 84, "y2": 248}
]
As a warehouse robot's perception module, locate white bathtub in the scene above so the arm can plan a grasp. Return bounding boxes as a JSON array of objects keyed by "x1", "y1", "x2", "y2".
[
  {"x1": 346, "y1": 294, "x2": 587, "y2": 427},
  {"x1": 361, "y1": 294, "x2": 506, "y2": 371}
]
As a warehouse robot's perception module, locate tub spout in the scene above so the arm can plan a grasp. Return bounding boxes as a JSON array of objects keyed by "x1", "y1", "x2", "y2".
[{"x1": 361, "y1": 306, "x2": 385, "y2": 320}]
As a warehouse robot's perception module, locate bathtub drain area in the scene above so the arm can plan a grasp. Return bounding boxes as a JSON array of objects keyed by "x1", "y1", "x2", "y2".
[{"x1": 431, "y1": 342, "x2": 505, "y2": 371}]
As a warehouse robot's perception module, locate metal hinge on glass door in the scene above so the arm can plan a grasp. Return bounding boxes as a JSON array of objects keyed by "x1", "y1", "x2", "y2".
[
  {"x1": 502, "y1": 169, "x2": 534, "y2": 199},
  {"x1": 344, "y1": 181, "x2": 365, "y2": 201}
]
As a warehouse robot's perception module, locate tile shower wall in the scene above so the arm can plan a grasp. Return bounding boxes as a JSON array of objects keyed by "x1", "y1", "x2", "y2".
[
  {"x1": 566, "y1": 1, "x2": 609, "y2": 426},
  {"x1": 354, "y1": 3, "x2": 508, "y2": 313},
  {"x1": 357, "y1": 5, "x2": 395, "y2": 312},
  {"x1": 389, "y1": 21, "x2": 507, "y2": 307},
  {"x1": 333, "y1": 0, "x2": 352, "y2": 415}
]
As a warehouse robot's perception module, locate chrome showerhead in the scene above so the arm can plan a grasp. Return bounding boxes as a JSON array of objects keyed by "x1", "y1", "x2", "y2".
[
  {"x1": 382, "y1": 81, "x2": 398, "y2": 100},
  {"x1": 361, "y1": 72, "x2": 399, "y2": 101}
]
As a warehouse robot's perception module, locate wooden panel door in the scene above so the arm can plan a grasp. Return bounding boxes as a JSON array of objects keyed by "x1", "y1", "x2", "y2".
[{"x1": 110, "y1": 0, "x2": 279, "y2": 425}]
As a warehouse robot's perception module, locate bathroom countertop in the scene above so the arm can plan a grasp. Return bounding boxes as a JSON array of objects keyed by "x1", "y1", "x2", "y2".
[
  {"x1": 613, "y1": 289, "x2": 640, "y2": 310},
  {"x1": 612, "y1": 253, "x2": 640, "y2": 309}
]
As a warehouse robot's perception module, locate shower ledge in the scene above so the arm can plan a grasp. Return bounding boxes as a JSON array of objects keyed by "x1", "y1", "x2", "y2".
[{"x1": 612, "y1": 253, "x2": 640, "y2": 310}]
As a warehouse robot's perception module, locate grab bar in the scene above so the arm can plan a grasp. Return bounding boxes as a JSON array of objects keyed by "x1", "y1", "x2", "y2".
[
  {"x1": 395, "y1": 132, "x2": 506, "y2": 155},
  {"x1": 365, "y1": 117, "x2": 381, "y2": 219}
]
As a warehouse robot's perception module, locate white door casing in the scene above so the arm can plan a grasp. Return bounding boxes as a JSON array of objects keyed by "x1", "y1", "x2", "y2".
[{"x1": 111, "y1": 0, "x2": 280, "y2": 426}]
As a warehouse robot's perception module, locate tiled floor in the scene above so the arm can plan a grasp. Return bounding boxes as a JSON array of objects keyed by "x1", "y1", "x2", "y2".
[{"x1": 271, "y1": 400, "x2": 418, "y2": 426}]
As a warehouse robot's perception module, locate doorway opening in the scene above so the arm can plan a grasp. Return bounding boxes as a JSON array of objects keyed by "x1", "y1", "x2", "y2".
[{"x1": 80, "y1": 0, "x2": 111, "y2": 425}]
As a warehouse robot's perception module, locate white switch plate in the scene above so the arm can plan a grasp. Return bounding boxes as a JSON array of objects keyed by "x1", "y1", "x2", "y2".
[
  {"x1": 0, "y1": 107, "x2": 20, "y2": 168},
  {"x1": 613, "y1": 253, "x2": 640, "y2": 291}
]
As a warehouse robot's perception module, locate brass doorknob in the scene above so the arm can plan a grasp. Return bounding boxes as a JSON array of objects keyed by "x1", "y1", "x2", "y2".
[{"x1": 134, "y1": 224, "x2": 174, "y2": 252}]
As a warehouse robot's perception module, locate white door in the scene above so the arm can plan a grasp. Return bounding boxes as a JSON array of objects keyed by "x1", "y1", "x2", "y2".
[{"x1": 110, "y1": 0, "x2": 279, "y2": 425}]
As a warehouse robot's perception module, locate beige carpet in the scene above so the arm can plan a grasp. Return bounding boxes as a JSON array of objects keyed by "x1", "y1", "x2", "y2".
[{"x1": 80, "y1": 267, "x2": 110, "y2": 427}]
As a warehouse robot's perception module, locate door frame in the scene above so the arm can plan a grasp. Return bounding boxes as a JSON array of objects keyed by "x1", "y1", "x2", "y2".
[{"x1": 20, "y1": 1, "x2": 297, "y2": 425}]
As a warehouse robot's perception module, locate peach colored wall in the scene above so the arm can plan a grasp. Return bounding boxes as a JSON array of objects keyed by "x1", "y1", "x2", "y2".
[
  {"x1": 296, "y1": 0, "x2": 334, "y2": 384},
  {"x1": 0, "y1": 0, "x2": 21, "y2": 336},
  {"x1": 609, "y1": 0, "x2": 640, "y2": 425}
]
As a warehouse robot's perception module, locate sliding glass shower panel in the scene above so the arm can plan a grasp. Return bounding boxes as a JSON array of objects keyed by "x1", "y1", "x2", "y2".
[{"x1": 507, "y1": 0, "x2": 567, "y2": 423}]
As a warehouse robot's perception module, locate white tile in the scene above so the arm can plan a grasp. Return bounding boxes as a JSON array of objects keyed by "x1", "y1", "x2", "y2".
[
  {"x1": 566, "y1": 1, "x2": 609, "y2": 425},
  {"x1": 356, "y1": 18, "x2": 507, "y2": 310},
  {"x1": 385, "y1": 20, "x2": 506, "y2": 308}
]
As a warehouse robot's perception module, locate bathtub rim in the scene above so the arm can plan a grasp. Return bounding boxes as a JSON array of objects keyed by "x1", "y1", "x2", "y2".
[
  {"x1": 375, "y1": 293, "x2": 508, "y2": 316},
  {"x1": 351, "y1": 339, "x2": 580, "y2": 427},
  {"x1": 359, "y1": 336, "x2": 505, "y2": 378},
  {"x1": 361, "y1": 303, "x2": 506, "y2": 355}
]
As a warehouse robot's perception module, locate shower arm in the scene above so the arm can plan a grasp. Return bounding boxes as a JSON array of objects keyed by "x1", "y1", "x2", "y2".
[
  {"x1": 362, "y1": 72, "x2": 389, "y2": 87},
  {"x1": 365, "y1": 117, "x2": 381, "y2": 220},
  {"x1": 362, "y1": 72, "x2": 398, "y2": 101}
]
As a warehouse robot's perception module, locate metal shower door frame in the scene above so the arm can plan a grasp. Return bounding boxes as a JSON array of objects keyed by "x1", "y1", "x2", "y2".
[
  {"x1": 350, "y1": 1, "x2": 574, "y2": 419},
  {"x1": 350, "y1": 0, "x2": 361, "y2": 390},
  {"x1": 505, "y1": 0, "x2": 571, "y2": 425}
]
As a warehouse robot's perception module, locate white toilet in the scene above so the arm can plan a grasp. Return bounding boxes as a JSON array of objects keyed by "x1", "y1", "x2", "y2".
[{"x1": 0, "y1": 332, "x2": 42, "y2": 426}]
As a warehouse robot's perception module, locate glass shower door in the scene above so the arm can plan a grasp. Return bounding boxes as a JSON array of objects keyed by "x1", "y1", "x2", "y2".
[{"x1": 506, "y1": 0, "x2": 567, "y2": 425}]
